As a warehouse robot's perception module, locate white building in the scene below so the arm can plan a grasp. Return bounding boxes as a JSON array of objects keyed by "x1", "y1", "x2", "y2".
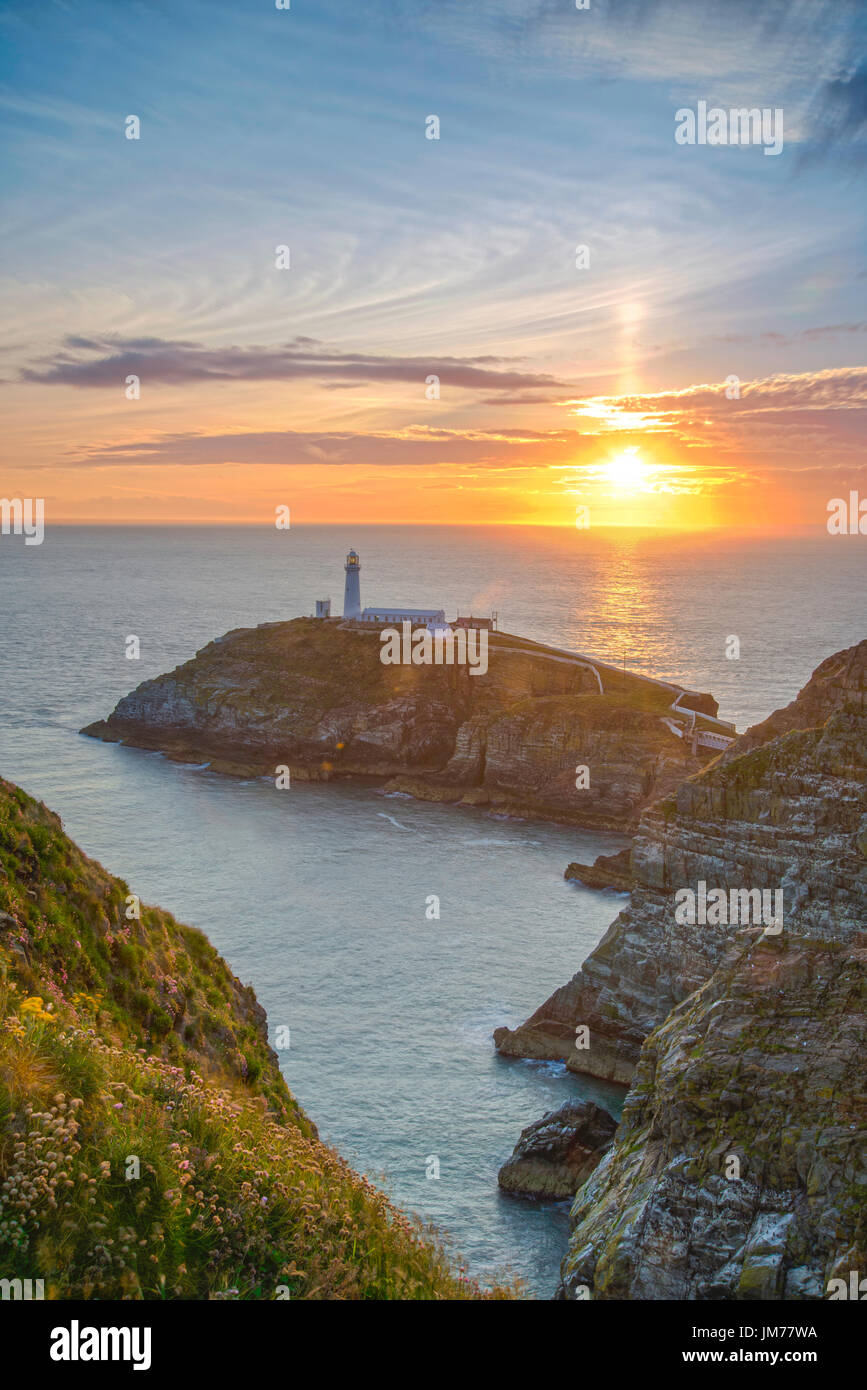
[
  {"x1": 343, "y1": 549, "x2": 362, "y2": 619},
  {"x1": 334, "y1": 547, "x2": 447, "y2": 628},
  {"x1": 361, "y1": 606, "x2": 446, "y2": 629}
]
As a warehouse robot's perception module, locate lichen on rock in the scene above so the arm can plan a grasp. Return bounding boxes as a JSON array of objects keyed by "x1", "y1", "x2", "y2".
[{"x1": 549, "y1": 639, "x2": 867, "y2": 1299}]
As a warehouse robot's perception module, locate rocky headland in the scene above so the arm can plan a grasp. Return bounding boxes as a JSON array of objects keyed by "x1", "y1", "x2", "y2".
[
  {"x1": 494, "y1": 640, "x2": 866, "y2": 1084},
  {"x1": 495, "y1": 639, "x2": 867, "y2": 1299},
  {"x1": 81, "y1": 617, "x2": 731, "y2": 832}
]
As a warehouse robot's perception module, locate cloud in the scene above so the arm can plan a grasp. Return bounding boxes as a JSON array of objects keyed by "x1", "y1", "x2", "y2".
[
  {"x1": 800, "y1": 58, "x2": 867, "y2": 167},
  {"x1": 408, "y1": 0, "x2": 864, "y2": 89},
  {"x1": 479, "y1": 393, "x2": 566, "y2": 406},
  {"x1": 566, "y1": 366, "x2": 867, "y2": 462},
  {"x1": 53, "y1": 365, "x2": 866, "y2": 478},
  {"x1": 61, "y1": 423, "x2": 587, "y2": 471},
  {"x1": 20, "y1": 335, "x2": 571, "y2": 394},
  {"x1": 407, "y1": 0, "x2": 867, "y2": 165},
  {"x1": 572, "y1": 365, "x2": 866, "y2": 414},
  {"x1": 716, "y1": 323, "x2": 867, "y2": 344}
]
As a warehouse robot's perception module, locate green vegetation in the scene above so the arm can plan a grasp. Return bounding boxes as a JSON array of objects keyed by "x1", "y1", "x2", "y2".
[
  {"x1": 0, "y1": 778, "x2": 513, "y2": 1299},
  {"x1": 0, "y1": 777, "x2": 297, "y2": 1120},
  {"x1": 186, "y1": 618, "x2": 396, "y2": 716}
]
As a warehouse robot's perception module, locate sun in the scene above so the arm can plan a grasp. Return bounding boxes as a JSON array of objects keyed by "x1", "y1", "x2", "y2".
[{"x1": 604, "y1": 447, "x2": 649, "y2": 490}]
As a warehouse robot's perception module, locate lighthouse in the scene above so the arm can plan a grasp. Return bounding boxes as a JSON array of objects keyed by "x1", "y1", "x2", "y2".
[
  {"x1": 331, "y1": 545, "x2": 450, "y2": 626},
  {"x1": 343, "y1": 548, "x2": 362, "y2": 619}
]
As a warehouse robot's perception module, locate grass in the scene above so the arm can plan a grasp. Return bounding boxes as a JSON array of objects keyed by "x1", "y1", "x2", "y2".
[
  {"x1": 0, "y1": 777, "x2": 297, "y2": 1121},
  {"x1": 0, "y1": 777, "x2": 518, "y2": 1300},
  {"x1": 0, "y1": 999, "x2": 511, "y2": 1299}
]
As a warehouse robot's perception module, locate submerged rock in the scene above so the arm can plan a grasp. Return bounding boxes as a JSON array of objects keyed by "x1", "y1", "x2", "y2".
[{"x1": 498, "y1": 1101, "x2": 617, "y2": 1199}]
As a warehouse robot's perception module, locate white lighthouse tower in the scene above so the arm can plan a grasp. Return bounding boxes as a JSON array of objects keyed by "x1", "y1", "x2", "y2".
[{"x1": 343, "y1": 548, "x2": 362, "y2": 619}]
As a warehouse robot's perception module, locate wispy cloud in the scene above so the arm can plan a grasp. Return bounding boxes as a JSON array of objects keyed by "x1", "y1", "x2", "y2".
[
  {"x1": 716, "y1": 323, "x2": 867, "y2": 344},
  {"x1": 2, "y1": 0, "x2": 865, "y2": 525},
  {"x1": 567, "y1": 366, "x2": 867, "y2": 460},
  {"x1": 64, "y1": 424, "x2": 584, "y2": 470},
  {"x1": 21, "y1": 335, "x2": 571, "y2": 394},
  {"x1": 799, "y1": 57, "x2": 867, "y2": 167},
  {"x1": 52, "y1": 366, "x2": 866, "y2": 478},
  {"x1": 573, "y1": 366, "x2": 867, "y2": 416}
]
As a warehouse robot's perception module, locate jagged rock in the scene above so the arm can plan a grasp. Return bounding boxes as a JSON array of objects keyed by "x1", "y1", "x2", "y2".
[
  {"x1": 498, "y1": 1101, "x2": 617, "y2": 1199},
  {"x1": 565, "y1": 847, "x2": 633, "y2": 892},
  {"x1": 559, "y1": 931, "x2": 866, "y2": 1300},
  {"x1": 496, "y1": 640, "x2": 867, "y2": 1084},
  {"x1": 545, "y1": 638, "x2": 867, "y2": 1299}
]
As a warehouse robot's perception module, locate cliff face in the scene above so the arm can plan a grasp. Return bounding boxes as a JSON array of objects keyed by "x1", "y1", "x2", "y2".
[
  {"x1": 560, "y1": 928, "x2": 866, "y2": 1300},
  {"x1": 81, "y1": 618, "x2": 725, "y2": 831},
  {"x1": 721, "y1": 642, "x2": 867, "y2": 760},
  {"x1": 495, "y1": 640, "x2": 867, "y2": 1087},
  {"x1": 493, "y1": 637, "x2": 865, "y2": 1300}
]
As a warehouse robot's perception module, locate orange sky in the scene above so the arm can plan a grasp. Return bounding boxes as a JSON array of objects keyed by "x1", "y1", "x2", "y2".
[{"x1": 5, "y1": 365, "x2": 864, "y2": 531}]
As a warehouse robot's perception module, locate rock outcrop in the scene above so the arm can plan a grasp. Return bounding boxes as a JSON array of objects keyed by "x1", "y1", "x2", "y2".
[
  {"x1": 565, "y1": 847, "x2": 633, "y2": 892},
  {"x1": 494, "y1": 637, "x2": 866, "y2": 1299},
  {"x1": 82, "y1": 618, "x2": 728, "y2": 831},
  {"x1": 495, "y1": 639, "x2": 867, "y2": 1088},
  {"x1": 497, "y1": 1101, "x2": 617, "y2": 1200},
  {"x1": 559, "y1": 928, "x2": 866, "y2": 1300}
]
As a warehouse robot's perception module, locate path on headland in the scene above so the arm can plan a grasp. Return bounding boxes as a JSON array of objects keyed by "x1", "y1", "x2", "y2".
[{"x1": 490, "y1": 637, "x2": 737, "y2": 736}]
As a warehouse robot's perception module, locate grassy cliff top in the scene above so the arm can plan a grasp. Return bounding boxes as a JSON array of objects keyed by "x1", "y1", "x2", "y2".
[
  {"x1": 0, "y1": 775, "x2": 298, "y2": 1121},
  {"x1": 89, "y1": 615, "x2": 725, "y2": 733},
  {"x1": 0, "y1": 777, "x2": 510, "y2": 1299}
]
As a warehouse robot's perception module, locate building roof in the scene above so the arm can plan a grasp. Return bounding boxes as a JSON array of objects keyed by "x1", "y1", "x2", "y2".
[{"x1": 362, "y1": 607, "x2": 444, "y2": 618}]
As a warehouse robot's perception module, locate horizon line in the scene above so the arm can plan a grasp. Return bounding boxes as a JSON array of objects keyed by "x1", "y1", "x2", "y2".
[{"x1": 25, "y1": 520, "x2": 826, "y2": 534}]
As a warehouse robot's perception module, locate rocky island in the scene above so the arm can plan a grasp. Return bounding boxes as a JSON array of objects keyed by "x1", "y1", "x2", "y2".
[
  {"x1": 82, "y1": 617, "x2": 734, "y2": 832},
  {"x1": 495, "y1": 639, "x2": 866, "y2": 1299}
]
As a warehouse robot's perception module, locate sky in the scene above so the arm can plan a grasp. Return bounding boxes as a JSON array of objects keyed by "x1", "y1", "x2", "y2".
[{"x1": 1, "y1": 0, "x2": 866, "y2": 528}]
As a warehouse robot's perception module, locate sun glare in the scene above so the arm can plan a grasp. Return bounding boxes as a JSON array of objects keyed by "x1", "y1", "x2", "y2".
[{"x1": 604, "y1": 447, "x2": 648, "y2": 490}]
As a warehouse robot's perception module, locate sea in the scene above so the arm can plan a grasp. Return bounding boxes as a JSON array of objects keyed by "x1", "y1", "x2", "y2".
[{"x1": 0, "y1": 524, "x2": 863, "y2": 1297}]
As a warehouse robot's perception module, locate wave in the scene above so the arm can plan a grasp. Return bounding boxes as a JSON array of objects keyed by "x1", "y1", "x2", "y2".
[{"x1": 376, "y1": 812, "x2": 413, "y2": 831}]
